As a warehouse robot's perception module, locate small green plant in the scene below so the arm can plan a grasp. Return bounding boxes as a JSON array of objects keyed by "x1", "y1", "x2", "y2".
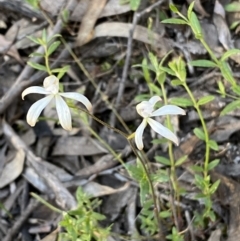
[
  {"x1": 32, "y1": 188, "x2": 110, "y2": 241},
  {"x1": 59, "y1": 188, "x2": 110, "y2": 241},
  {"x1": 27, "y1": 30, "x2": 69, "y2": 78}
]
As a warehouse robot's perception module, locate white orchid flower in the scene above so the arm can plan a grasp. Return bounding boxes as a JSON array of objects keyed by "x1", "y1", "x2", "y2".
[
  {"x1": 22, "y1": 75, "x2": 92, "y2": 131},
  {"x1": 135, "y1": 96, "x2": 186, "y2": 150}
]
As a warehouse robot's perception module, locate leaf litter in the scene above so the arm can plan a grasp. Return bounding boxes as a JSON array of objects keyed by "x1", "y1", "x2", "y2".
[{"x1": 1, "y1": 0, "x2": 240, "y2": 240}]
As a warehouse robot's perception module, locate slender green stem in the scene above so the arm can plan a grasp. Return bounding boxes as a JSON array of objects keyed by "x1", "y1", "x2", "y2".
[
  {"x1": 44, "y1": 46, "x2": 52, "y2": 75},
  {"x1": 129, "y1": 141, "x2": 165, "y2": 241},
  {"x1": 199, "y1": 39, "x2": 219, "y2": 65},
  {"x1": 183, "y1": 84, "x2": 210, "y2": 178},
  {"x1": 160, "y1": 83, "x2": 180, "y2": 231},
  {"x1": 74, "y1": 105, "x2": 165, "y2": 239},
  {"x1": 73, "y1": 105, "x2": 128, "y2": 138}
]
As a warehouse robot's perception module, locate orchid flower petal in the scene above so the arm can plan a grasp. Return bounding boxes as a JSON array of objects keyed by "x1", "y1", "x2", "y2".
[
  {"x1": 22, "y1": 87, "x2": 50, "y2": 99},
  {"x1": 148, "y1": 118, "x2": 179, "y2": 145},
  {"x1": 135, "y1": 119, "x2": 147, "y2": 150},
  {"x1": 148, "y1": 96, "x2": 161, "y2": 106},
  {"x1": 43, "y1": 75, "x2": 59, "y2": 94},
  {"x1": 151, "y1": 105, "x2": 185, "y2": 117},
  {"x1": 26, "y1": 95, "x2": 54, "y2": 126},
  {"x1": 59, "y1": 92, "x2": 92, "y2": 112},
  {"x1": 136, "y1": 101, "x2": 154, "y2": 118},
  {"x1": 55, "y1": 95, "x2": 72, "y2": 131}
]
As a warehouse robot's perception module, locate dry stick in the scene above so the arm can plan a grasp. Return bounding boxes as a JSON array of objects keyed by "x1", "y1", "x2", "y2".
[
  {"x1": 0, "y1": 0, "x2": 77, "y2": 115},
  {"x1": 2, "y1": 120, "x2": 77, "y2": 210},
  {"x1": 3, "y1": 199, "x2": 39, "y2": 241},
  {"x1": 110, "y1": 0, "x2": 166, "y2": 128}
]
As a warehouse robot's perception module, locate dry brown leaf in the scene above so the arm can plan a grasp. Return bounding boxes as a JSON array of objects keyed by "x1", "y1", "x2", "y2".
[
  {"x1": 0, "y1": 34, "x2": 23, "y2": 63},
  {"x1": 207, "y1": 229, "x2": 221, "y2": 241},
  {"x1": 93, "y1": 22, "x2": 172, "y2": 55},
  {"x1": 213, "y1": 1, "x2": 233, "y2": 50},
  {"x1": 0, "y1": 149, "x2": 25, "y2": 188},
  {"x1": 52, "y1": 136, "x2": 108, "y2": 156},
  {"x1": 40, "y1": 228, "x2": 59, "y2": 241},
  {"x1": 5, "y1": 19, "x2": 43, "y2": 49},
  {"x1": 76, "y1": 0, "x2": 107, "y2": 46},
  {"x1": 40, "y1": 0, "x2": 130, "y2": 21},
  {"x1": 83, "y1": 181, "x2": 129, "y2": 197}
]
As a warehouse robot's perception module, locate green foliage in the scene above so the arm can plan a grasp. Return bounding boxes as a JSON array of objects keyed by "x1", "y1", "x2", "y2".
[
  {"x1": 221, "y1": 99, "x2": 240, "y2": 115},
  {"x1": 169, "y1": 97, "x2": 193, "y2": 107},
  {"x1": 126, "y1": 159, "x2": 150, "y2": 205},
  {"x1": 119, "y1": 0, "x2": 141, "y2": 11},
  {"x1": 166, "y1": 227, "x2": 184, "y2": 241},
  {"x1": 225, "y1": 1, "x2": 240, "y2": 12},
  {"x1": 190, "y1": 60, "x2": 217, "y2": 67},
  {"x1": 59, "y1": 187, "x2": 110, "y2": 241},
  {"x1": 193, "y1": 127, "x2": 205, "y2": 141},
  {"x1": 25, "y1": 0, "x2": 39, "y2": 9},
  {"x1": 27, "y1": 30, "x2": 70, "y2": 77},
  {"x1": 139, "y1": 199, "x2": 158, "y2": 235}
]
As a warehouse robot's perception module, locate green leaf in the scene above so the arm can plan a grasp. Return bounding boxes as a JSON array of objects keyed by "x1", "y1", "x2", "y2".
[
  {"x1": 27, "y1": 36, "x2": 42, "y2": 45},
  {"x1": 142, "y1": 58, "x2": 151, "y2": 83},
  {"x1": 155, "y1": 156, "x2": 171, "y2": 166},
  {"x1": 190, "y1": 12, "x2": 202, "y2": 38},
  {"x1": 27, "y1": 61, "x2": 48, "y2": 72},
  {"x1": 151, "y1": 138, "x2": 168, "y2": 145},
  {"x1": 152, "y1": 169, "x2": 170, "y2": 183},
  {"x1": 225, "y1": 2, "x2": 240, "y2": 12},
  {"x1": 190, "y1": 60, "x2": 217, "y2": 67},
  {"x1": 169, "y1": 4, "x2": 179, "y2": 13},
  {"x1": 130, "y1": 0, "x2": 141, "y2": 11},
  {"x1": 149, "y1": 83, "x2": 162, "y2": 96},
  {"x1": 232, "y1": 85, "x2": 240, "y2": 96},
  {"x1": 139, "y1": 177, "x2": 150, "y2": 205},
  {"x1": 169, "y1": 97, "x2": 193, "y2": 107},
  {"x1": 148, "y1": 52, "x2": 158, "y2": 72},
  {"x1": 220, "y1": 99, "x2": 240, "y2": 115},
  {"x1": 175, "y1": 155, "x2": 188, "y2": 166},
  {"x1": 230, "y1": 20, "x2": 240, "y2": 29},
  {"x1": 160, "y1": 210, "x2": 172, "y2": 218},
  {"x1": 25, "y1": 0, "x2": 39, "y2": 9},
  {"x1": 161, "y1": 18, "x2": 187, "y2": 25},
  {"x1": 49, "y1": 34, "x2": 62, "y2": 41},
  {"x1": 157, "y1": 72, "x2": 166, "y2": 85},
  {"x1": 160, "y1": 66, "x2": 175, "y2": 76},
  {"x1": 177, "y1": 57, "x2": 186, "y2": 81},
  {"x1": 51, "y1": 65, "x2": 70, "y2": 73},
  {"x1": 197, "y1": 95, "x2": 215, "y2": 106},
  {"x1": 217, "y1": 80, "x2": 226, "y2": 97},
  {"x1": 187, "y1": 1, "x2": 195, "y2": 20},
  {"x1": 42, "y1": 28, "x2": 47, "y2": 44},
  {"x1": 193, "y1": 127, "x2": 205, "y2": 141},
  {"x1": 171, "y1": 79, "x2": 183, "y2": 86},
  {"x1": 209, "y1": 179, "x2": 220, "y2": 194},
  {"x1": 220, "y1": 61, "x2": 236, "y2": 85},
  {"x1": 48, "y1": 41, "x2": 61, "y2": 55},
  {"x1": 194, "y1": 174, "x2": 205, "y2": 189},
  {"x1": 29, "y1": 52, "x2": 44, "y2": 57},
  {"x1": 207, "y1": 159, "x2": 220, "y2": 171},
  {"x1": 208, "y1": 140, "x2": 219, "y2": 151},
  {"x1": 221, "y1": 49, "x2": 240, "y2": 61},
  {"x1": 191, "y1": 165, "x2": 203, "y2": 172}
]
